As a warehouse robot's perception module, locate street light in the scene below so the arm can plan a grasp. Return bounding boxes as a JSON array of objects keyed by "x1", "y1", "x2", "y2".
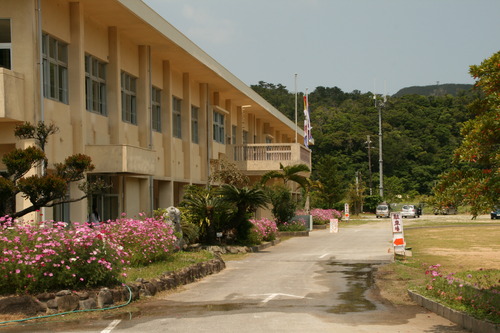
[{"x1": 373, "y1": 93, "x2": 386, "y2": 198}]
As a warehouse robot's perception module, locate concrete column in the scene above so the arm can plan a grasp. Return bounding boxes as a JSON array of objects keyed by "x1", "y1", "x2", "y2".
[
  {"x1": 236, "y1": 106, "x2": 243, "y2": 145},
  {"x1": 225, "y1": 99, "x2": 232, "y2": 146},
  {"x1": 162, "y1": 60, "x2": 172, "y2": 176},
  {"x1": 108, "y1": 26, "x2": 122, "y2": 144},
  {"x1": 158, "y1": 180, "x2": 174, "y2": 208},
  {"x1": 199, "y1": 83, "x2": 209, "y2": 182},
  {"x1": 138, "y1": 45, "x2": 151, "y2": 149},
  {"x1": 182, "y1": 72, "x2": 191, "y2": 180}
]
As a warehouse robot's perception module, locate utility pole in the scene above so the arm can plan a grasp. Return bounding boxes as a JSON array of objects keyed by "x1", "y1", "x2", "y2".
[
  {"x1": 366, "y1": 135, "x2": 373, "y2": 195},
  {"x1": 373, "y1": 93, "x2": 386, "y2": 198}
]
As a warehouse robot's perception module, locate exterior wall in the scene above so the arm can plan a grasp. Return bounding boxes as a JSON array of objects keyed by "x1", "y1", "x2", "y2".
[{"x1": 0, "y1": 0, "x2": 310, "y2": 223}]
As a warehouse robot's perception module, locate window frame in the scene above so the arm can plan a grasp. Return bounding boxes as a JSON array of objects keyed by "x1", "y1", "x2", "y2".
[
  {"x1": 85, "y1": 54, "x2": 107, "y2": 115},
  {"x1": 0, "y1": 18, "x2": 12, "y2": 70},
  {"x1": 121, "y1": 71, "x2": 137, "y2": 125},
  {"x1": 152, "y1": 87, "x2": 162, "y2": 132},
  {"x1": 172, "y1": 96, "x2": 182, "y2": 139},
  {"x1": 213, "y1": 111, "x2": 225, "y2": 144},
  {"x1": 42, "y1": 33, "x2": 68, "y2": 104},
  {"x1": 191, "y1": 105, "x2": 199, "y2": 144}
]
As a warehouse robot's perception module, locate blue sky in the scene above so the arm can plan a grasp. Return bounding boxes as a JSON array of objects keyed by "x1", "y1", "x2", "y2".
[{"x1": 143, "y1": 0, "x2": 500, "y2": 95}]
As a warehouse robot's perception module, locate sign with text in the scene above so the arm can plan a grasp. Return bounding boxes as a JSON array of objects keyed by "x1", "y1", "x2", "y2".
[
  {"x1": 344, "y1": 203, "x2": 350, "y2": 221},
  {"x1": 391, "y1": 212, "x2": 405, "y2": 254},
  {"x1": 329, "y1": 219, "x2": 338, "y2": 233}
]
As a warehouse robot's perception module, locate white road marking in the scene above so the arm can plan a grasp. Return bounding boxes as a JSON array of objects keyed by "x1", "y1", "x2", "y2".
[
  {"x1": 101, "y1": 319, "x2": 121, "y2": 333},
  {"x1": 319, "y1": 253, "x2": 329, "y2": 259},
  {"x1": 250, "y1": 293, "x2": 308, "y2": 303}
]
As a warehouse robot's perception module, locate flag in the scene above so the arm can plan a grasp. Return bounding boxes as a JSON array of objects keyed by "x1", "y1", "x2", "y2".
[{"x1": 303, "y1": 93, "x2": 314, "y2": 147}]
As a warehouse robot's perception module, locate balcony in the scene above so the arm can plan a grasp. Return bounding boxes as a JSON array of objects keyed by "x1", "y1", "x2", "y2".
[
  {"x1": 231, "y1": 143, "x2": 311, "y2": 174},
  {"x1": 86, "y1": 144, "x2": 156, "y2": 175},
  {"x1": 0, "y1": 68, "x2": 25, "y2": 122}
]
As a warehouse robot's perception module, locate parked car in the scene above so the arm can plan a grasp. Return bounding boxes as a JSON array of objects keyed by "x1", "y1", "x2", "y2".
[
  {"x1": 401, "y1": 204, "x2": 420, "y2": 218},
  {"x1": 433, "y1": 206, "x2": 458, "y2": 215},
  {"x1": 376, "y1": 203, "x2": 390, "y2": 218},
  {"x1": 491, "y1": 207, "x2": 500, "y2": 220}
]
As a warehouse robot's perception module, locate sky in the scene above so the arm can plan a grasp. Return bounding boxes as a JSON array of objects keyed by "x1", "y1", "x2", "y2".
[{"x1": 142, "y1": 0, "x2": 500, "y2": 95}]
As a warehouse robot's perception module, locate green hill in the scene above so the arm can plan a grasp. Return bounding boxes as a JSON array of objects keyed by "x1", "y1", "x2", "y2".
[{"x1": 393, "y1": 84, "x2": 473, "y2": 97}]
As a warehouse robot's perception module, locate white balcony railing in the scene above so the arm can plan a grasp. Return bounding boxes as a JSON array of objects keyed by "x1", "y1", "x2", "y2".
[{"x1": 231, "y1": 143, "x2": 311, "y2": 173}]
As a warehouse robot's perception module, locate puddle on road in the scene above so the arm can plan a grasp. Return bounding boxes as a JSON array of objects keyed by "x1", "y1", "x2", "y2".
[{"x1": 325, "y1": 262, "x2": 377, "y2": 314}]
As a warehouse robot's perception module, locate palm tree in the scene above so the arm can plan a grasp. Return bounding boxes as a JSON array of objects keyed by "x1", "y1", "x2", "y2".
[
  {"x1": 260, "y1": 163, "x2": 311, "y2": 192},
  {"x1": 180, "y1": 187, "x2": 229, "y2": 244},
  {"x1": 218, "y1": 184, "x2": 269, "y2": 241}
]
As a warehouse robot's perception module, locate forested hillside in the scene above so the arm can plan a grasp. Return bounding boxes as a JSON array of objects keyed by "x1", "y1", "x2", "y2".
[
  {"x1": 393, "y1": 83, "x2": 473, "y2": 97},
  {"x1": 251, "y1": 82, "x2": 476, "y2": 208}
]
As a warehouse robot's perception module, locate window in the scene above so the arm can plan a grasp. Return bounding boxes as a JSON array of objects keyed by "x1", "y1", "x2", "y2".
[
  {"x1": 85, "y1": 55, "x2": 107, "y2": 115},
  {"x1": 172, "y1": 96, "x2": 182, "y2": 138},
  {"x1": 152, "y1": 87, "x2": 161, "y2": 132},
  {"x1": 42, "y1": 34, "x2": 68, "y2": 103},
  {"x1": 191, "y1": 105, "x2": 199, "y2": 144},
  {"x1": 213, "y1": 111, "x2": 225, "y2": 144},
  {"x1": 121, "y1": 72, "x2": 137, "y2": 124},
  {"x1": 0, "y1": 19, "x2": 11, "y2": 70},
  {"x1": 232, "y1": 125, "x2": 237, "y2": 144},
  {"x1": 243, "y1": 130, "x2": 248, "y2": 144}
]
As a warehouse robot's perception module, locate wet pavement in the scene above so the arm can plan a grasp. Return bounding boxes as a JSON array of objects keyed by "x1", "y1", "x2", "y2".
[{"x1": 0, "y1": 221, "x2": 469, "y2": 332}]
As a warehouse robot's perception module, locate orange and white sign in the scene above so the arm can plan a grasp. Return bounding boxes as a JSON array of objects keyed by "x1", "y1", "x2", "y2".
[{"x1": 391, "y1": 212, "x2": 405, "y2": 253}]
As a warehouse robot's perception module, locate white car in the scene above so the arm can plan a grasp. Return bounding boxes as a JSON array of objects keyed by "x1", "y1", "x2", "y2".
[{"x1": 401, "y1": 204, "x2": 420, "y2": 218}]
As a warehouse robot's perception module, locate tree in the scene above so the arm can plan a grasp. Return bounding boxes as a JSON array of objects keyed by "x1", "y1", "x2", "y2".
[
  {"x1": 209, "y1": 156, "x2": 249, "y2": 187},
  {"x1": 218, "y1": 184, "x2": 269, "y2": 241},
  {"x1": 260, "y1": 163, "x2": 311, "y2": 191},
  {"x1": 433, "y1": 51, "x2": 500, "y2": 217},
  {"x1": 265, "y1": 184, "x2": 297, "y2": 224},
  {"x1": 0, "y1": 122, "x2": 104, "y2": 219}
]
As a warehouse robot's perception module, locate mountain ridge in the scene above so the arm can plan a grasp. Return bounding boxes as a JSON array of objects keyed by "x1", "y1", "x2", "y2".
[{"x1": 394, "y1": 83, "x2": 473, "y2": 97}]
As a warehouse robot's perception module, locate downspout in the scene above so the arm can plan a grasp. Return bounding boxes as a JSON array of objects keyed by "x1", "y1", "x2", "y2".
[
  {"x1": 148, "y1": 45, "x2": 154, "y2": 214},
  {"x1": 206, "y1": 85, "x2": 210, "y2": 188}
]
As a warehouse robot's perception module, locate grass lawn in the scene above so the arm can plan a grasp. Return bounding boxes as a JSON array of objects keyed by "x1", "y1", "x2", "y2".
[
  {"x1": 374, "y1": 213, "x2": 500, "y2": 323},
  {"x1": 124, "y1": 250, "x2": 215, "y2": 283}
]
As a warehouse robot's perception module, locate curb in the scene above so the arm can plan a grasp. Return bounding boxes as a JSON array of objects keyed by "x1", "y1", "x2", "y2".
[
  {"x1": 408, "y1": 290, "x2": 499, "y2": 333},
  {"x1": 0, "y1": 257, "x2": 226, "y2": 320},
  {"x1": 278, "y1": 231, "x2": 309, "y2": 237},
  {"x1": 249, "y1": 238, "x2": 281, "y2": 252}
]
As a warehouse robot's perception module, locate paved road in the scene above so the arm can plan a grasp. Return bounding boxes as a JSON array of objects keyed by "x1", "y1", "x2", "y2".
[{"x1": 3, "y1": 220, "x2": 468, "y2": 332}]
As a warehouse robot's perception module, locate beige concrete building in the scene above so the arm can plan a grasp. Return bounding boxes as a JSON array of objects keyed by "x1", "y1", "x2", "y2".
[{"x1": 0, "y1": 0, "x2": 311, "y2": 223}]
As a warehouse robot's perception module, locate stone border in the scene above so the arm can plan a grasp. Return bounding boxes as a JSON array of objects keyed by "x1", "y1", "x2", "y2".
[
  {"x1": 408, "y1": 290, "x2": 499, "y2": 333},
  {"x1": 0, "y1": 239, "x2": 286, "y2": 321},
  {"x1": 278, "y1": 231, "x2": 309, "y2": 237},
  {"x1": 0, "y1": 257, "x2": 226, "y2": 319}
]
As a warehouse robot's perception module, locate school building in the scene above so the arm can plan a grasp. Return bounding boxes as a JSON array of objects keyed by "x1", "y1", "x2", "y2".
[{"x1": 0, "y1": 0, "x2": 311, "y2": 223}]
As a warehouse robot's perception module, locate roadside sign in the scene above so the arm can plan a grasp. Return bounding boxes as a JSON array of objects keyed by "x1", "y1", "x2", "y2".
[
  {"x1": 344, "y1": 203, "x2": 350, "y2": 221},
  {"x1": 391, "y1": 212, "x2": 405, "y2": 255},
  {"x1": 329, "y1": 219, "x2": 338, "y2": 233}
]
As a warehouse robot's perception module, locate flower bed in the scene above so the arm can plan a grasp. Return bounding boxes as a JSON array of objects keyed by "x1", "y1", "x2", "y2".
[
  {"x1": 418, "y1": 264, "x2": 500, "y2": 324},
  {"x1": 249, "y1": 218, "x2": 278, "y2": 243},
  {"x1": 297, "y1": 209, "x2": 343, "y2": 225},
  {"x1": 0, "y1": 215, "x2": 177, "y2": 295}
]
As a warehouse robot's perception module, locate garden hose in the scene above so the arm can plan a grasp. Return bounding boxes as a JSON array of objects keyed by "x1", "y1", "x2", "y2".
[{"x1": 0, "y1": 284, "x2": 132, "y2": 326}]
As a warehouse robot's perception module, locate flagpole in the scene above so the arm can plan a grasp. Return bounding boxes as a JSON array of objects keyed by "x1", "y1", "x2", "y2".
[{"x1": 294, "y1": 74, "x2": 298, "y2": 143}]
